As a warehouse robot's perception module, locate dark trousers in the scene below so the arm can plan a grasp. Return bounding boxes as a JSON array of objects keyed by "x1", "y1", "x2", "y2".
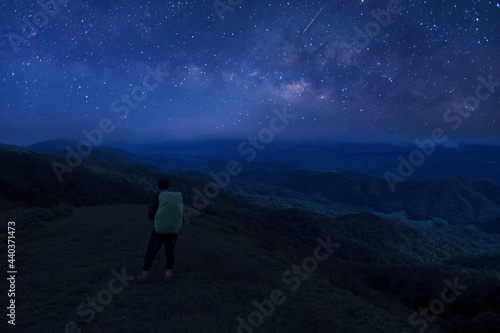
[{"x1": 142, "y1": 230, "x2": 178, "y2": 271}]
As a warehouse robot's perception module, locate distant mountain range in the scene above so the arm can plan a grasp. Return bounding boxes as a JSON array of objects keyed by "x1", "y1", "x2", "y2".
[{"x1": 25, "y1": 139, "x2": 500, "y2": 187}]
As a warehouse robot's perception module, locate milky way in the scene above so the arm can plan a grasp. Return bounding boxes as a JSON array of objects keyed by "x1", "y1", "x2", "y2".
[{"x1": 1, "y1": 0, "x2": 499, "y2": 145}]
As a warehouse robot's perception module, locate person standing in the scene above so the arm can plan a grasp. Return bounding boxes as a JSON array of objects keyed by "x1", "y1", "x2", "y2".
[{"x1": 138, "y1": 178, "x2": 186, "y2": 282}]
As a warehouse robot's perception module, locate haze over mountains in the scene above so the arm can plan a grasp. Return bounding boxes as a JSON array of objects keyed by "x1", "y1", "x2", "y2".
[{"x1": 1, "y1": 139, "x2": 499, "y2": 332}]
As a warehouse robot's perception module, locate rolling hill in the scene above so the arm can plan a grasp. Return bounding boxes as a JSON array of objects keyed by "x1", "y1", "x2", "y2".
[{"x1": 167, "y1": 159, "x2": 500, "y2": 234}]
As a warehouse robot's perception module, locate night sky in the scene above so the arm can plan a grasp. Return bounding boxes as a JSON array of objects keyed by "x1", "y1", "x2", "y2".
[{"x1": 1, "y1": 0, "x2": 499, "y2": 146}]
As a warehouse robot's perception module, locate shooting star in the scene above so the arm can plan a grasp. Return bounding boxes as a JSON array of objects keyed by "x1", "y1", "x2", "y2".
[{"x1": 303, "y1": 8, "x2": 323, "y2": 33}]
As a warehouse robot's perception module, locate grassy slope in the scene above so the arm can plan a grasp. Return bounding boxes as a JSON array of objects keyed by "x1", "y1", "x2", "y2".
[{"x1": 3, "y1": 204, "x2": 435, "y2": 333}]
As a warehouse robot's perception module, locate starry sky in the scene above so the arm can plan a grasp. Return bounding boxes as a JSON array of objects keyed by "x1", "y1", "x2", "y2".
[{"x1": 1, "y1": 0, "x2": 499, "y2": 146}]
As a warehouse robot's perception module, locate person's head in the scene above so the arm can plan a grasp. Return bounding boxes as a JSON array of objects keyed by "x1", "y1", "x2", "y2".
[{"x1": 157, "y1": 178, "x2": 170, "y2": 190}]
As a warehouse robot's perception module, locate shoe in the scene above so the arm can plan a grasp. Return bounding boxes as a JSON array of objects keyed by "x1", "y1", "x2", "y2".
[{"x1": 136, "y1": 275, "x2": 148, "y2": 283}]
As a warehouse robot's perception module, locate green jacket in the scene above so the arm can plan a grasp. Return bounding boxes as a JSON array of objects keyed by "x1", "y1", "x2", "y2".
[{"x1": 149, "y1": 190, "x2": 183, "y2": 234}]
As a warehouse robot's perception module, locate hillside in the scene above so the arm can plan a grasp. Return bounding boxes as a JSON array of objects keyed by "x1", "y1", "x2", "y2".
[
  {"x1": 2, "y1": 204, "x2": 427, "y2": 333},
  {"x1": 193, "y1": 162, "x2": 500, "y2": 234},
  {"x1": 26, "y1": 139, "x2": 197, "y2": 172},
  {"x1": 25, "y1": 140, "x2": 87, "y2": 153},
  {"x1": 0, "y1": 149, "x2": 158, "y2": 208}
]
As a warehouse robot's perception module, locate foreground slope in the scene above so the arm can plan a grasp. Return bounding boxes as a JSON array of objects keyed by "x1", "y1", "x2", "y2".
[{"x1": 3, "y1": 205, "x2": 424, "y2": 333}]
